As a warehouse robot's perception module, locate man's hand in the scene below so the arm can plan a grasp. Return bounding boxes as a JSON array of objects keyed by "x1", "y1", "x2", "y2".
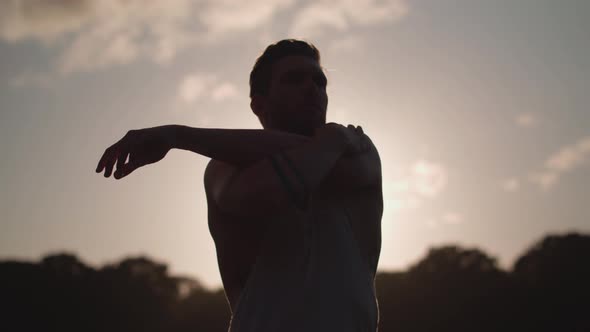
[
  {"x1": 95, "y1": 125, "x2": 175, "y2": 179},
  {"x1": 344, "y1": 124, "x2": 371, "y2": 156},
  {"x1": 319, "y1": 124, "x2": 380, "y2": 191},
  {"x1": 314, "y1": 123, "x2": 370, "y2": 156}
]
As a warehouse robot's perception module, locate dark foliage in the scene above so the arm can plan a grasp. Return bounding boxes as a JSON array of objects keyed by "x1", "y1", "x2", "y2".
[{"x1": 1, "y1": 232, "x2": 588, "y2": 332}]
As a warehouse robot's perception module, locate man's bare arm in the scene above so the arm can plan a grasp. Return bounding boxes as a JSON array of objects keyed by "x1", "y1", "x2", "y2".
[
  {"x1": 172, "y1": 125, "x2": 311, "y2": 167},
  {"x1": 172, "y1": 124, "x2": 380, "y2": 188},
  {"x1": 96, "y1": 123, "x2": 379, "y2": 210},
  {"x1": 95, "y1": 125, "x2": 310, "y2": 179},
  {"x1": 203, "y1": 123, "x2": 361, "y2": 217},
  {"x1": 322, "y1": 134, "x2": 382, "y2": 191}
]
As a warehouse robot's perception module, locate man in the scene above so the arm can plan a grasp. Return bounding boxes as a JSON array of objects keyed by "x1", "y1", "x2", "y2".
[{"x1": 96, "y1": 39, "x2": 383, "y2": 331}]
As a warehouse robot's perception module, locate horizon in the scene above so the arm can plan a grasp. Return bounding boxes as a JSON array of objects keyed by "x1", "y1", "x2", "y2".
[{"x1": 4, "y1": 230, "x2": 585, "y2": 291}]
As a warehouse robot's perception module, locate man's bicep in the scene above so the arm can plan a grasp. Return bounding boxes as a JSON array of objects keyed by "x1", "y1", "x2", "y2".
[
  {"x1": 204, "y1": 158, "x2": 301, "y2": 218},
  {"x1": 325, "y1": 137, "x2": 381, "y2": 190}
]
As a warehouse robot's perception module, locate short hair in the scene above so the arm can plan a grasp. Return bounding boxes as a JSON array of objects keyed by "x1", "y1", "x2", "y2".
[{"x1": 249, "y1": 39, "x2": 321, "y2": 98}]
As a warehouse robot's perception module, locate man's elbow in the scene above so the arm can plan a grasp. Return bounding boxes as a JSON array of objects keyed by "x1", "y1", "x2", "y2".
[
  {"x1": 351, "y1": 148, "x2": 382, "y2": 188},
  {"x1": 356, "y1": 162, "x2": 381, "y2": 189}
]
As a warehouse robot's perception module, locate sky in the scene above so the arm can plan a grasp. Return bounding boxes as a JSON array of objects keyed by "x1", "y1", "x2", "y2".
[{"x1": 1, "y1": 0, "x2": 589, "y2": 290}]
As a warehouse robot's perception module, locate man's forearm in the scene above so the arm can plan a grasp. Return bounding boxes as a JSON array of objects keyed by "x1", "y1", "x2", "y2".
[
  {"x1": 169, "y1": 125, "x2": 311, "y2": 167},
  {"x1": 169, "y1": 124, "x2": 378, "y2": 190},
  {"x1": 210, "y1": 126, "x2": 350, "y2": 214}
]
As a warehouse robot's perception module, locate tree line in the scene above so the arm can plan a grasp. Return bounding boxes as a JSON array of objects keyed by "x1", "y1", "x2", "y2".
[{"x1": 2, "y1": 232, "x2": 588, "y2": 331}]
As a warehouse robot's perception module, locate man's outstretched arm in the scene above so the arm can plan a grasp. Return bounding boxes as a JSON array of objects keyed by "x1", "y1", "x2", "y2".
[
  {"x1": 96, "y1": 124, "x2": 311, "y2": 179},
  {"x1": 171, "y1": 124, "x2": 380, "y2": 191},
  {"x1": 96, "y1": 123, "x2": 378, "y2": 216},
  {"x1": 171, "y1": 125, "x2": 312, "y2": 167},
  {"x1": 202, "y1": 123, "x2": 360, "y2": 217}
]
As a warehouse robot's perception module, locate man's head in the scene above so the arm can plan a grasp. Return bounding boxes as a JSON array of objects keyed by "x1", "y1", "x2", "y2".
[{"x1": 249, "y1": 39, "x2": 328, "y2": 136}]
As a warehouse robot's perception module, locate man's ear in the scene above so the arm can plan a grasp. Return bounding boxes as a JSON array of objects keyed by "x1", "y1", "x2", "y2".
[{"x1": 250, "y1": 95, "x2": 268, "y2": 128}]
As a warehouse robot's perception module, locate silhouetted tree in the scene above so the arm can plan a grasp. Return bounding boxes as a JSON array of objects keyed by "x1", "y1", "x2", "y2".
[
  {"x1": 377, "y1": 245, "x2": 514, "y2": 332},
  {"x1": 1, "y1": 232, "x2": 589, "y2": 332},
  {"x1": 512, "y1": 233, "x2": 590, "y2": 332}
]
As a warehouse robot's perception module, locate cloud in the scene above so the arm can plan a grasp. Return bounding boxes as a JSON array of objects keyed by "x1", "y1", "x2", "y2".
[
  {"x1": 198, "y1": 0, "x2": 295, "y2": 39},
  {"x1": 545, "y1": 138, "x2": 590, "y2": 171},
  {"x1": 441, "y1": 212, "x2": 463, "y2": 225},
  {"x1": 179, "y1": 74, "x2": 216, "y2": 103},
  {"x1": 328, "y1": 35, "x2": 364, "y2": 52},
  {"x1": 501, "y1": 178, "x2": 520, "y2": 192},
  {"x1": 211, "y1": 82, "x2": 239, "y2": 101},
  {"x1": 289, "y1": 0, "x2": 409, "y2": 38},
  {"x1": 1, "y1": 1, "x2": 199, "y2": 72},
  {"x1": 178, "y1": 74, "x2": 239, "y2": 103},
  {"x1": 2, "y1": 0, "x2": 410, "y2": 75},
  {"x1": 383, "y1": 159, "x2": 448, "y2": 212},
  {"x1": 425, "y1": 212, "x2": 464, "y2": 229},
  {"x1": 0, "y1": 0, "x2": 295, "y2": 74},
  {"x1": 9, "y1": 70, "x2": 52, "y2": 88},
  {"x1": 528, "y1": 136, "x2": 590, "y2": 191},
  {"x1": 515, "y1": 113, "x2": 537, "y2": 128},
  {"x1": 0, "y1": 0, "x2": 94, "y2": 42},
  {"x1": 425, "y1": 219, "x2": 438, "y2": 229},
  {"x1": 412, "y1": 160, "x2": 448, "y2": 197},
  {"x1": 51, "y1": 0, "x2": 197, "y2": 73},
  {"x1": 528, "y1": 171, "x2": 559, "y2": 191}
]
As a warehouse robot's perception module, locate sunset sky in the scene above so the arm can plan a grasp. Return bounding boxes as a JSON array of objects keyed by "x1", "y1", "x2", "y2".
[{"x1": 1, "y1": 0, "x2": 589, "y2": 290}]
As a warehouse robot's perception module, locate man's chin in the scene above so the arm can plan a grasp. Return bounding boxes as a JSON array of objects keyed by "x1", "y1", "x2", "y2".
[
  {"x1": 272, "y1": 125, "x2": 314, "y2": 137},
  {"x1": 291, "y1": 127, "x2": 315, "y2": 137},
  {"x1": 269, "y1": 118, "x2": 324, "y2": 136}
]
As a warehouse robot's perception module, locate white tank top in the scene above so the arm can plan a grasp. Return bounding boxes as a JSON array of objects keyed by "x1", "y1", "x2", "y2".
[{"x1": 228, "y1": 204, "x2": 379, "y2": 332}]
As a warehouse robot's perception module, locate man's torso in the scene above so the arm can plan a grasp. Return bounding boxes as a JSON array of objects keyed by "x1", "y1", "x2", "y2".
[{"x1": 207, "y1": 178, "x2": 383, "y2": 313}]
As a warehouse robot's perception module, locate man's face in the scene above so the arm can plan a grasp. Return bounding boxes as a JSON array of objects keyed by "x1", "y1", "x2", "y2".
[{"x1": 260, "y1": 55, "x2": 328, "y2": 136}]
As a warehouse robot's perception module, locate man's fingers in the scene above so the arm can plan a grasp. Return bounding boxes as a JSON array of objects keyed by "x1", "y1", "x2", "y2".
[
  {"x1": 114, "y1": 168, "x2": 126, "y2": 179},
  {"x1": 97, "y1": 141, "x2": 120, "y2": 175},
  {"x1": 354, "y1": 125, "x2": 370, "y2": 151},
  {"x1": 96, "y1": 132, "x2": 134, "y2": 176},
  {"x1": 96, "y1": 148, "x2": 110, "y2": 173},
  {"x1": 104, "y1": 156, "x2": 115, "y2": 177},
  {"x1": 114, "y1": 161, "x2": 128, "y2": 179},
  {"x1": 96, "y1": 155, "x2": 103, "y2": 173},
  {"x1": 114, "y1": 166, "x2": 126, "y2": 179},
  {"x1": 104, "y1": 147, "x2": 123, "y2": 178},
  {"x1": 114, "y1": 161, "x2": 136, "y2": 179},
  {"x1": 116, "y1": 148, "x2": 129, "y2": 173}
]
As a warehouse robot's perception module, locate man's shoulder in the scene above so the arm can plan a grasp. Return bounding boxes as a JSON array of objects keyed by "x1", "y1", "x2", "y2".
[{"x1": 204, "y1": 159, "x2": 236, "y2": 181}]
